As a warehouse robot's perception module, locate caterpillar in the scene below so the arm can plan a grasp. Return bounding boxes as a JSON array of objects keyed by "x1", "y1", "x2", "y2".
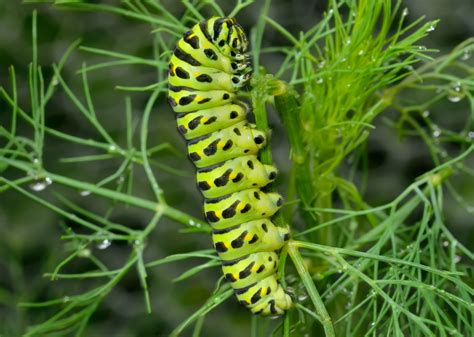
[{"x1": 167, "y1": 16, "x2": 292, "y2": 315}]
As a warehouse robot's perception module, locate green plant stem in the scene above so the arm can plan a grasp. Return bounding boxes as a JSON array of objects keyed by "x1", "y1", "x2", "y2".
[
  {"x1": 0, "y1": 157, "x2": 209, "y2": 232},
  {"x1": 274, "y1": 89, "x2": 321, "y2": 236},
  {"x1": 250, "y1": 76, "x2": 273, "y2": 165},
  {"x1": 287, "y1": 241, "x2": 335, "y2": 337}
]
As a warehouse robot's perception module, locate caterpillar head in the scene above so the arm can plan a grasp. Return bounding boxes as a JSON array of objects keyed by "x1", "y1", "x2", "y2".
[
  {"x1": 227, "y1": 18, "x2": 249, "y2": 53},
  {"x1": 208, "y1": 17, "x2": 249, "y2": 55}
]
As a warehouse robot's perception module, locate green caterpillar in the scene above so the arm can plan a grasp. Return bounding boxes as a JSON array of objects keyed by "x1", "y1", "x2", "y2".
[{"x1": 168, "y1": 17, "x2": 292, "y2": 315}]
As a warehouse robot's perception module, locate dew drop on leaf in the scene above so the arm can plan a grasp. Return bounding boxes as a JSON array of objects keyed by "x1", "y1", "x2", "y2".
[
  {"x1": 460, "y1": 50, "x2": 471, "y2": 61},
  {"x1": 432, "y1": 126, "x2": 441, "y2": 138},
  {"x1": 29, "y1": 177, "x2": 53, "y2": 192},
  {"x1": 447, "y1": 82, "x2": 465, "y2": 102},
  {"x1": 297, "y1": 294, "x2": 308, "y2": 301},
  {"x1": 97, "y1": 239, "x2": 111, "y2": 250}
]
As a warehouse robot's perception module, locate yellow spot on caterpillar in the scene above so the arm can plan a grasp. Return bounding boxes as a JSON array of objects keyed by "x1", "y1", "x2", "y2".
[
  {"x1": 229, "y1": 172, "x2": 237, "y2": 180},
  {"x1": 236, "y1": 203, "x2": 244, "y2": 211},
  {"x1": 251, "y1": 264, "x2": 259, "y2": 272},
  {"x1": 244, "y1": 234, "x2": 252, "y2": 241},
  {"x1": 201, "y1": 117, "x2": 208, "y2": 124}
]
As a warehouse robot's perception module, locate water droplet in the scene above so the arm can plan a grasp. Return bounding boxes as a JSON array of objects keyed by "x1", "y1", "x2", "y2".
[
  {"x1": 466, "y1": 131, "x2": 474, "y2": 142},
  {"x1": 51, "y1": 77, "x2": 59, "y2": 86},
  {"x1": 427, "y1": 25, "x2": 435, "y2": 32},
  {"x1": 358, "y1": 50, "x2": 364, "y2": 55},
  {"x1": 443, "y1": 241, "x2": 449, "y2": 247},
  {"x1": 432, "y1": 125, "x2": 441, "y2": 138},
  {"x1": 63, "y1": 296, "x2": 70, "y2": 303},
  {"x1": 316, "y1": 77, "x2": 323, "y2": 84},
  {"x1": 447, "y1": 82, "x2": 464, "y2": 102},
  {"x1": 78, "y1": 248, "x2": 91, "y2": 258},
  {"x1": 448, "y1": 94, "x2": 462, "y2": 103},
  {"x1": 422, "y1": 110, "x2": 430, "y2": 117},
  {"x1": 370, "y1": 321, "x2": 376, "y2": 327},
  {"x1": 80, "y1": 190, "x2": 91, "y2": 196},
  {"x1": 108, "y1": 145, "x2": 117, "y2": 153},
  {"x1": 97, "y1": 239, "x2": 111, "y2": 250},
  {"x1": 453, "y1": 255, "x2": 461, "y2": 263},
  {"x1": 29, "y1": 177, "x2": 53, "y2": 192},
  {"x1": 188, "y1": 219, "x2": 201, "y2": 228},
  {"x1": 460, "y1": 50, "x2": 471, "y2": 61},
  {"x1": 346, "y1": 38, "x2": 351, "y2": 45},
  {"x1": 328, "y1": 9, "x2": 334, "y2": 15},
  {"x1": 297, "y1": 294, "x2": 308, "y2": 301},
  {"x1": 439, "y1": 149, "x2": 448, "y2": 158},
  {"x1": 418, "y1": 46, "x2": 427, "y2": 51},
  {"x1": 402, "y1": 8, "x2": 409, "y2": 16},
  {"x1": 318, "y1": 61, "x2": 325, "y2": 69},
  {"x1": 133, "y1": 239, "x2": 143, "y2": 247},
  {"x1": 33, "y1": 158, "x2": 40, "y2": 165}
]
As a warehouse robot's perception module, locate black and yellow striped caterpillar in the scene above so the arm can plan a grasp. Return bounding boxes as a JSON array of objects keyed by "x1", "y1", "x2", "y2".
[{"x1": 167, "y1": 17, "x2": 292, "y2": 315}]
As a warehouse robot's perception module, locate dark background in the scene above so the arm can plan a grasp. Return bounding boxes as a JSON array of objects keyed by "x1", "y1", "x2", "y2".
[{"x1": 0, "y1": 1, "x2": 473, "y2": 336}]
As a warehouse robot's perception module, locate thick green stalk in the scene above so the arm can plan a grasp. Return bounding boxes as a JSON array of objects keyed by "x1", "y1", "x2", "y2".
[{"x1": 274, "y1": 91, "x2": 319, "y2": 231}]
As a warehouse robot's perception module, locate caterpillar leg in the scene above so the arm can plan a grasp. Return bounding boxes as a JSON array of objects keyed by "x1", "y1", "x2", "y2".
[{"x1": 235, "y1": 275, "x2": 293, "y2": 316}]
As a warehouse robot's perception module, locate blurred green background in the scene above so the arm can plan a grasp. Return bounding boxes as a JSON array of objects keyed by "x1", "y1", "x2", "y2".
[{"x1": 0, "y1": 1, "x2": 472, "y2": 336}]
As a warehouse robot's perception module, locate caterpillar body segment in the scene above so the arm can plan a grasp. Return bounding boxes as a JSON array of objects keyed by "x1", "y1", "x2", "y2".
[
  {"x1": 186, "y1": 122, "x2": 267, "y2": 168},
  {"x1": 196, "y1": 155, "x2": 277, "y2": 199},
  {"x1": 176, "y1": 103, "x2": 248, "y2": 140},
  {"x1": 212, "y1": 219, "x2": 289, "y2": 260},
  {"x1": 204, "y1": 188, "x2": 283, "y2": 229},
  {"x1": 168, "y1": 16, "x2": 292, "y2": 315}
]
